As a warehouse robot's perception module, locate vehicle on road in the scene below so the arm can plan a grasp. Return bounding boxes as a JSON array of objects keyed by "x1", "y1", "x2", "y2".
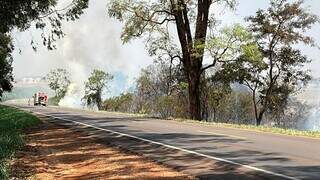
[{"x1": 33, "y1": 92, "x2": 48, "y2": 106}]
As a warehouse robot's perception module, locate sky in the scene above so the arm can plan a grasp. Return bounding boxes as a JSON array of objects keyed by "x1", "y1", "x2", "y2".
[{"x1": 11, "y1": 0, "x2": 320, "y2": 98}]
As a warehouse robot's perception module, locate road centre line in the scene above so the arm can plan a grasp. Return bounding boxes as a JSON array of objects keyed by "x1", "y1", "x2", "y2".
[{"x1": 32, "y1": 110, "x2": 299, "y2": 180}]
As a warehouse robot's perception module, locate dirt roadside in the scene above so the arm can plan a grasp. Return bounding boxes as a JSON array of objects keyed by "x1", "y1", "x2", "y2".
[{"x1": 9, "y1": 120, "x2": 194, "y2": 180}]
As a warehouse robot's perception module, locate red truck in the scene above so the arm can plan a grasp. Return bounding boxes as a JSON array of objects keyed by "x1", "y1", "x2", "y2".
[{"x1": 33, "y1": 92, "x2": 48, "y2": 106}]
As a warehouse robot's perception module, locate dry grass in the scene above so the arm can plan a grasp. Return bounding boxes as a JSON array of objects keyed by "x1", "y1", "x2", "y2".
[
  {"x1": 10, "y1": 121, "x2": 193, "y2": 180},
  {"x1": 175, "y1": 118, "x2": 320, "y2": 139}
]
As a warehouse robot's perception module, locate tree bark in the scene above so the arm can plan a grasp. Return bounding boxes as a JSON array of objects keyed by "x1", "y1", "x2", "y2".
[
  {"x1": 188, "y1": 68, "x2": 202, "y2": 120},
  {"x1": 97, "y1": 90, "x2": 103, "y2": 110},
  {"x1": 256, "y1": 110, "x2": 265, "y2": 126},
  {"x1": 252, "y1": 90, "x2": 259, "y2": 125},
  {"x1": 171, "y1": 0, "x2": 211, "y2": 120}
]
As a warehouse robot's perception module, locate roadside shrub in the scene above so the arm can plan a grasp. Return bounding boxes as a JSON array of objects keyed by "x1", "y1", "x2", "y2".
[
  {"x1": 104, "y1": 93, "x2": 134, "y2": 112},
  {"x1": 48, "y1": 96, "x2": 60, "y2": 106},
  {"x1": 154, "y1": 95, "x2": 176, "y2": 118}
]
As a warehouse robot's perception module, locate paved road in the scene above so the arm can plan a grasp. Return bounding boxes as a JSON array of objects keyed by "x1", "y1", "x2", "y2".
[{"x1": 11, "y1": 104, "x2": 320, "y2": 180}]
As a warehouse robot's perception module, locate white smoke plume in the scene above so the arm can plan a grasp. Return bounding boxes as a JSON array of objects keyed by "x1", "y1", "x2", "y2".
[
  {"x1": 12, "y1": 0, "x2": 152, "y2": 108},
  {"x1": 59, "y1": 83, "x2": 84, "y2": 108},
  {"x1": 305, "y1": 107, "x2": 320, "y2": 131},
  {"x1": 296, "y1": 79, "x2": 320, "y2": 131}
]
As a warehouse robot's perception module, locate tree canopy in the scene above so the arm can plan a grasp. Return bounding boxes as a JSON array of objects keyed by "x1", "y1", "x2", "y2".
[
  {"x1": 0, "y1": 34, "x2": 13, "y2": 100},
  {"x1": 82, "y1": 69, "x2": 113, "y2": 110},
  {"x1": 46, "y1": 68, "x2": 71, "y2": 100},
  {"x1": 108, "y1": 0, "x2": 237, "y2": 120},
  {"x1": 216, "y1": 0, "x2": 318, "y2": 125}
]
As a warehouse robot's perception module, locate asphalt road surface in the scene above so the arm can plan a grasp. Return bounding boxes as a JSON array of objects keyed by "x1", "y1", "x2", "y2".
[{"x1": 9, "y1": 104, "x2": 320, "y2": 180}]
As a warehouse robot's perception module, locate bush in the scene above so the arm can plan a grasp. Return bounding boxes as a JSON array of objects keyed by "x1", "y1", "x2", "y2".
[
  {"x1": 104, "y1": 93, "x2": 134, "y2": 112},
  {"x1": 48, "y1": 96, "x2": 60, "y2": 106},
  {"x1": 154, "y1": 95, "x2": 176, "y2": 118}
]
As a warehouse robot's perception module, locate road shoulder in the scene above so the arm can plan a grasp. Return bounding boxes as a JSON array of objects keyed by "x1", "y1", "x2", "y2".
[{"x1": 9, "y1": 119, "x2": 193, "y2": 180}]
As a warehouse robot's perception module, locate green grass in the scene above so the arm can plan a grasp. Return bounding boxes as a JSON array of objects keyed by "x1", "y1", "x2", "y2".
[
  {"x1": 0, "y1": 105, "x2": 40, "y2": 179},
  {"x1": 175, "y1": 118, "x2": 320, "y2": 139}
]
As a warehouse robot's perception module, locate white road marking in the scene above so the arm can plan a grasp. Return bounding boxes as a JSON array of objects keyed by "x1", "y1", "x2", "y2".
[
  {"x1": 31, "y1": 110, "x2": 299, "y2": 180},
  {"x1": 197, "y1": 130, "x2": 247, "y2": 140}
]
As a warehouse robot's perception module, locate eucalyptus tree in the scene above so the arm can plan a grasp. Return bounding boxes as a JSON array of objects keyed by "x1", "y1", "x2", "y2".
[
  {"x1": 217, "y1": 0, "x2": 318, "y2": 125},
  {"x1": 83, "y1": 69, "x2": 113, "y2": 110},
  {"x1": 107, "y1": 0, "x2": 239, "y2": 120},
  {"x1": 46, "y1": 68, "x2": 71, "y2": 100}
]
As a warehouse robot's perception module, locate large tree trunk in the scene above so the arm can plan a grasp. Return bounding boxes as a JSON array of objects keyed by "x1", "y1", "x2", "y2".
[
  {"x1": 188, "y1": 68, "x2": 202, "y2": 120},
  {"x1": 252, "y1": 89, "x2": 266, "y2": 126},
  {"x1": 97, "y1": 91, "x2": 103, "y2": 110},
  {"x1": 256, "y1": 111, "x2": 264, "y2": 126},
  {"x1": 172, "y1": 0, "x2": 211, "y2": 120}
]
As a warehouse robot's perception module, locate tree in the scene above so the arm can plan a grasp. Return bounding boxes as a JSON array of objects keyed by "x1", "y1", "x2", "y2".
[
  {"x1": 82, "y1": 69, "x2": 113, "y2": 110},
  {"x1": 217, "y1": 0, "x2": 318, "y2": 125},
  {"x1": 133, "y1": 59, "x2": 187, "y2": 116},
  {"x1": 108, "y1": 0, "x2": 237, "y2": 120},
  {"x1": 0, "y1": 34, "x2": 13, "y2": 100},
  {"x1": 204, "y1": 76, "x2": 232, "y2": 122},
  {"x1": 46, "y1": 68, "x2": 71, "y2": 100},
  {"x1": 0, "y1": 0, "x2": 88, "y2": 98}
]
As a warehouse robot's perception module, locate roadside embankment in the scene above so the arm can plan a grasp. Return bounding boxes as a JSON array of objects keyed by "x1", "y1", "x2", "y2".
[{"x1": 0, "y1": 105, "x2": 40, "y2": 179}]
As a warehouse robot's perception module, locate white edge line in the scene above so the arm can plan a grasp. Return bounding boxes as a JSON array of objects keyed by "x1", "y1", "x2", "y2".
[{"x1": 29, "y1": 110, "x2": 299, "y2": 180}]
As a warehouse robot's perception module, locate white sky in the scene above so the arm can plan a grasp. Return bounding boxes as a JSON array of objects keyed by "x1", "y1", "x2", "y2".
[{"x1": 11, "y1": 0, "x2": 320, "y2": 96}]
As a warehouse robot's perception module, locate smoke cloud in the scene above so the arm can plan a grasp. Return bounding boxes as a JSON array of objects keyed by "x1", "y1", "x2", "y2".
[
  {"x1": 296, "y1": 79, "x2": 320, "y2": 131},
  {"x1": 12, "y1": 0, "x2": 153, "y2": 107}
]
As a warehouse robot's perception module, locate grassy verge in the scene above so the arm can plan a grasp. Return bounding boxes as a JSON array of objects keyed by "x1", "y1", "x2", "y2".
[
  {"x1": 0, "y1": 105, "x2": 40, "y2": 179},
  {"x1": 175, "y1": 118, "x2": 320, "y2": 139},
  {"x1": 96, "y1": 107, "x2": 320, "y2": 139}
]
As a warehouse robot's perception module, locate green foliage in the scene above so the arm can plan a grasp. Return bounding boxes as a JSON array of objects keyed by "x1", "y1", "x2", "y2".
[
  {"x1": 0, "y1": 105, "x2": 40, "y2": 179},
  {"x1": 247, "y1": 0, "x2": 319, "y2": 47},
  {"x1": 108, "y1": 0, "x2": 237, "y2": 120},
  {"x1": 46, "y1": 68, "x2": 71, "y2": 101},
  {"x1": 133, "y1": 60, "x2": 188, "y2": 117},
  {"x1": 215, "y1": 0, "x2": 317, "y2": 125},
  {"x1": 201, "y1": 73, "x2": 254, "y2": 124},
  {"x1": 1, "y1": 0, "x2": 57, "y2": 33},
  {"x1": 104, "y1": 93, "x2": 134, "y2": 112},
  {"x1": 206, "y1": 24, "x2": 254, "y2": 63},
  {"x1": 154, "y1": 95, "x2": 177, "y2": 118},
  {"x1": 0, "y1": 34, "x2": 13, "y2": 100},
  {"x1": 83, "y1": 69, "x2": 113, "y2": 110},
  {"x1": 153, "y1": 94, "x2": 188, "y2": 119},
  {"x1": 108, "y1": 0, "x2": 236, "y2": 44},
  {"x1": 108, "y1": 0, "x2": 172, "y2": 43},
  {"x1": 1, "y1": 0, "x2": 89, "y2": 49}
]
